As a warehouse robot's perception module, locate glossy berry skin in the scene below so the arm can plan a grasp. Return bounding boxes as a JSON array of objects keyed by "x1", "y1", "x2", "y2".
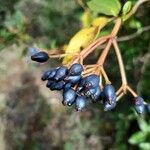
[
  {"x1": 63, "y1": 89, "x2": 76, "y2": 106},
  {"x1": 84, "y1": 88, "x2": 96, "y2": 97},
  {"x1": 50, "y1": 81, "x2": 66, "y2": 91},
  {"x1": 46, "y1": 80, "x2": 54, "y2": 88},
  {"x1": 48, "y1": 69, "x2": 57, "y2": 80},
  {"x1": 65, "y1": 75, "x2": 81, "y2": 85},
  {"x1": 103, "y1": 84, "x2": 116, "y2": 104},
  {"x1": 75, "y1": 96, "x2": 86, "y2": 111},
  {"x1": 54, "y1": 66, "x2": 68, "y2": 81},
  {"x1": 103, "y1": 99, "x2": 116, "y2": 111},
  {"x1": 63, "y1": 83, "x2": 72, "y2": 91},
  {"x1": 68, "y1": 63, "x2": 83, "y2": 76},
  {"x1": 41, "y1": 70, "x2": 52, "y2": 81},
  {"x1": 84, "y1": 74, "x2": 100, "y2": 88},
  {"x1": 77, "y1": 74, "x2": 100, "y2": 92},
  {"x1": 31, "y1": 51, "x2": 49, "y2": 63},
  {"x1": 134, "y1": 96, "x2": 145, "y2": 114},
  {"x1": 91, "y1": 86, "x2": 101, "y2": 102}
]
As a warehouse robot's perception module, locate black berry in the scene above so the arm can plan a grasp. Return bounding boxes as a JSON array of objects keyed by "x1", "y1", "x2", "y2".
[
  {"x1": 54, "y1": 66, "x2": 68, "y2": 81},
  {"x1": 68, "y1": 63, "x2": 83, "y2": 76},
  {"x1": 75, "y1": 96, "x2": 86, "y2": 111},
  {"x1": 134, "y1": 96, "x2": 145, "y2": 114},
  {"x1": 63, "y1": 89, "x2": 76, "y2": 106},
  {"x1": 50, "y1": 81, "x2": 66, "y2": 91},
  {"x1": 31, "y1": 51, "x2": 49, "y2": 63},
  {"x1": 103, "y1": 84, "x2": 116, "y2": 105}
]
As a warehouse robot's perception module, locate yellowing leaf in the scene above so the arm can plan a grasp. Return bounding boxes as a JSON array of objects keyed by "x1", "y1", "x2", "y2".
[
  {"x1": 63, "y1": 26, "x2": 98, "y2": 64},
  {"x1": 80, "y1": 11, "x2": 93, "y2": 28},
  {"x1": 92, "y1": 17, "x2": 112, "y2": 27}
]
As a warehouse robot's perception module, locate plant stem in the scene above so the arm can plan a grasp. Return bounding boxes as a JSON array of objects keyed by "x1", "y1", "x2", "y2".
[
  {"x1": 96, "y1": 18, "x2": 122, "y2": 66},
  {"x1": 71, "y1": 35, "x2": 110, "y2": 64},
  {"x1": 113, "y1": 39, "x2": 127, "y2": 85}
]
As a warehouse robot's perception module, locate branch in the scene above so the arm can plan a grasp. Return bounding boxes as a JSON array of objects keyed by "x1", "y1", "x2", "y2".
[
  {"x1": 125, "y1": 0, "x2": 150, "y2": 20},
  {"x1": 113, "y1": 39, "x2": 127, "y2": 86},
  {"x1": 118, "y1": 25, "x2": 150, "y2": 42}
]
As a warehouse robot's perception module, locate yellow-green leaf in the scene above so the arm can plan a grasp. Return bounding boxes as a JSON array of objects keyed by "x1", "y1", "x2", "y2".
[
  {"x1": 63, "y1": 26, "x2": 98, "y2": 64},
  {"x1": 122, "y1": 1, "x2": 132, "y2": 15},
  {"x1": 87, "y1": 0, "x2": 121, "y2": 17}
]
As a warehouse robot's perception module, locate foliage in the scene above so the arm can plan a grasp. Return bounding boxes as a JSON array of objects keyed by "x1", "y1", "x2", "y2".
[{"x1": 0, "y1": 0, "x2": 150, "y2": 149}]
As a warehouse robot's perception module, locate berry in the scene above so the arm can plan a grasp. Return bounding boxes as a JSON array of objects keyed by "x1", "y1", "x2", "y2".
[
  {"x1": 41, "y1": 70, "x2": 53, "y2": 81},
  {"x1": 54, "y1": 66, "x2": 68, "y2": 81},
  {"x1": 134, "y1": 96, "x2": 145, "y2": 114},
  {"x1": 65, "y1": 75, "x2": 81, "y2": 85},
  {"x1": 50, "y1": 81, "x2": 66, "y2": 91},
  {"x1": 75, "y1": 96, "x2": 86, "y2": 111},
  {"x1": 77, "y1": 74, "x2": 100, "y2": 92},
  {"x1": 84, "y1": 88, "x2": 96, "y2": 97},
  {"x1": 48, "y1": 69, "x2": 57, "y2": 80},
  {"x1": 103, "y1": 99, "x2": 116, "y2": 111},
  {"x1": 31, "y1": 51, "x2": 49, "y2": 63},
  {"x1": 46, "y1": 80, "x2": 54, "y2": 88},
  {"x1": 63, "y1": 83, "x2": 72, "y2": 91},
  {"x1": 84, "y1": 74, "x2": 100, "y2": 88},
  {"x1": 63, "y1": 89, "x2": 76, "y2": 106},
  {"x1": 68, "y1": 63, "x2": 83, "y2": 76},
  {"x1": 76, "y1": 79, "x2": 86, "y2": 93},
  {"x1": 103, "y1": 84, "x2": 116, "y2": 104},
  {"x1": 91, "y1": 86, "x2": 101, "y2": 102}
]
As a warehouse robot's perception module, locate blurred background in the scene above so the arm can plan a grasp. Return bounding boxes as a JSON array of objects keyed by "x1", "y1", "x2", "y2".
[{"x1": 0, "y1": 0, "x2": 150, "y2": 150}]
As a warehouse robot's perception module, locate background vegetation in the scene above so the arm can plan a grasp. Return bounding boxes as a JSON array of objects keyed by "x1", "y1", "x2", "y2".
[{"x1": 0, "y1": 0, "x2": 150, "y2": 149}]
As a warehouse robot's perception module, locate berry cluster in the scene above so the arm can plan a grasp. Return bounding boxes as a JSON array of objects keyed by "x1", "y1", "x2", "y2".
[
  {"x1": 31, "y1": 49, "x2": 149, "y2": 114},
  {"x1": 31, "y1": 51, "x2": 118, "y2": 111},
  {"x1": 41, "y1": 63, "x2": 118, "y2": 111}
]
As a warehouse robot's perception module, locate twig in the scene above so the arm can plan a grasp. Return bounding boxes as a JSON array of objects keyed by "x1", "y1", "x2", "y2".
[
  {"x1": 113, "y1": 39, "x2": 127, "y2": 85},
  {"x1": 97, "y1": 18, "x2": 122, "y2": 66},
  {"x1": 118, "y1": 25, "x2": 150, "y2": 42},
  {"x1": 125, "y1": 0, "x2": 149, "y2": 20}
]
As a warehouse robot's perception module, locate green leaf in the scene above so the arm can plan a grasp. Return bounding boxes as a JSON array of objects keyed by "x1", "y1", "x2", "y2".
[
  {"x1": 128, "y1": 131, "x2": 147, "y2": 145},
  {"x1": 87, "y1": 0, "x2": 121, "y2": 17},
  {"x1": 122, "y1": 1, "x2": 132, "y2": 15},
  {"x1": 138, "y1": 118, "x2": 150, "y2": 133},
  {"x1": 139, "y1": 143, "x2": 150, "y2": 150}
]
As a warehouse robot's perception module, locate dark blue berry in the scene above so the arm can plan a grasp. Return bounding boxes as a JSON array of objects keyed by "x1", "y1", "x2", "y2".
[
  {"x1": 91, "y1": 86, "x2": 101, "y2": 102},
  {"x1": 31, "y1": 51, "x2": 49, "y2": 63},
  {"x1": 48, "y1": 69, "x2": 57, "y2": 79},
  {"x1": 63, "y1": 83, "x2": 72, "y2": 91},
  {"x1": 103, "y1": 84, "x2": 116, "y2": 104},
  {"x1": 84, "y1": 74, "x2": 100, "y2": 88},
  {"x1": 65, "y1": 75, "x2": 81, "y2": 85},
  {"x1": 134, "y1": 96, "x2": 145, "y2": 114},
  {"x1": 63, "y1": 89, "x2": 76, "y2": 106},
  {"x1": 54, "y1": 66, "x2": 68, "y2": 81},
  {"x1": 41, "y1": 70, "x2": 53, "y2": 81},
  {"x1": 69, "y1": 63, "x2": 83, "y2": 76},
  {"x1": 50, "y1": 81, "x2": 66, "y2": 91},
  {"x1": 46, "y1": 80, "x2": 54, "y2": 88},
  {"x1": 76, "y1": 79, "x2": 86, "y2": 93},
  {"x1": 103, "y1": 99, "x2": 116, "y2": 111},
  {"x1": 84, "y1": 88, "x2": 96, "y2": 97},
  {"x1": 77, "y1": 74, "x2": 100, "y2": 92},
  {"x1": 75, "y1": 96, "x2": 86, "y2": 111}
]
